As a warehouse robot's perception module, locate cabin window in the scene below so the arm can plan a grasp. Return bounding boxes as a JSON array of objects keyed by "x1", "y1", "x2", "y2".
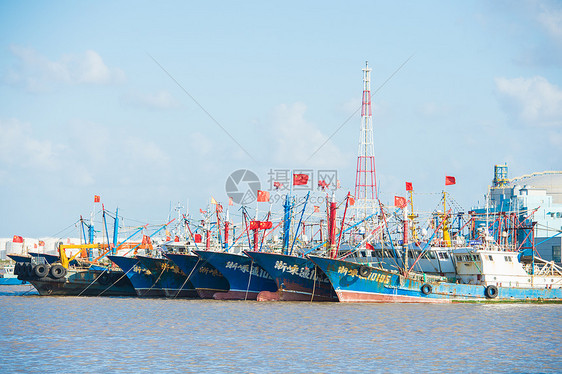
[
  {"x1": 443, "y1": 253, "x2": 449, "y2": 259},
  {"x1": 488, "y1": 255, "x2": 493, "y2": 261},
  {"x1": 504, "y1": 256, "x2": 512, "y2": 262},
  {"x1": 361, "y1": 251, "x2": 366, "y2": 257},
  {"x1": 553, "y1": 246, "x2": 561, "y2": 263},
  {"x1": 371, "y1": 250, "x2": 376, "y2": 257},
  {"x1": 438, "y1": 252, "x2": 445, "y2": 259}
]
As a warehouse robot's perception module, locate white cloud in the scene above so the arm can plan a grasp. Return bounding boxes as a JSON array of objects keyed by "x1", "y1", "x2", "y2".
[
  {"x1": 121, "y1": 90, "x2": 179, "y2": 109},
  {"x1": 5, "y1": 46, "x2": 125, "y2": 92},
  {"x1": 0, "y1": 119, "x2": 60, "y2": 171},
  {"x1": 270, "y1": 102, "x2": 347, "y2": 168},
  {"x1": 0, "y1": 118, "x2": 171, "y2": 187},
  {"x1": 537, "y1": 3, "x2": 562, "y2": 43},
  {"x1": 495, "y1": 76, "x2": 562, "y2": 127}
]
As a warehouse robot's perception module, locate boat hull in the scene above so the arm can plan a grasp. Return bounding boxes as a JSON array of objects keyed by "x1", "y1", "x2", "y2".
[
  {"x1": 108, "y1": 255, "x2": 167, "y2": 297},
  {"x1": 164, "y1": 253, "x2": 230, "y2": 299},
  {"x1": 135, "y1": 256, "x2": 198, "y2": 298},
  {"x1": 308, "y1": 256, "x2": 562, "y2": 303},
  {"x1": 245, "y1": 251, "x2": 338, "y2": 302},
  {"x1": 193, "y1": 250, "x2": 277, "y2": 300},
  {"x1": 27, "y1": 268, "x2": 136, "y2": 296}
]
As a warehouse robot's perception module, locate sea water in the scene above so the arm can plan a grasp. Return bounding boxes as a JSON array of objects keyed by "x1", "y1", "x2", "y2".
[{"x1": 0, "y1": 285, "x2": 559, "y2": 373}]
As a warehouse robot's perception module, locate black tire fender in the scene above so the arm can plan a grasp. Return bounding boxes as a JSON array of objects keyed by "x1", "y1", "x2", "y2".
[
  {"x1": 485, "y1": 285, "x2": 498, "y2": 299},
  {"x1": 34, "y1": 264, "x2": 50, "y2": 278},
  {"x1": 358, "y1": 265, "x2": 370, "y2": 277},
  {"x1": 14, "y1": 262, "x2": 22, "y2": 275},
  {"x1": 421, "y1": 283, "x2": 432, "y2": 295},
  {"x1": 50, "y1": 264, "x2": 67, "y2": 279}
]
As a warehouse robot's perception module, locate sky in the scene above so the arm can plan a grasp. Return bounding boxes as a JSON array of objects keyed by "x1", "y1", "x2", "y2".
[{"x1": 0, "y1": 0, "x2": 561, "y2": 238}]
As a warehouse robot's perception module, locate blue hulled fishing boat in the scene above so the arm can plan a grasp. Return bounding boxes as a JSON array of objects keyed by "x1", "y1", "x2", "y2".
[
  {"x1": 108, "y1": 255, "x2": 168, "y2": 297},
  {"x1": 164, "y1": 252, "x2": 229, "y2": 299},
  {"x1": 245, "y1": 251, "x2": 337, "y2": 301},
  {"x1": 309, "y1": 246, "x2": 562, "y2": 303},
  {"x1": 135, "y1": 255, "x2": 198, "y2": 298},
  {"x1": 193, "y1": 250, "x2": 277, "y2": 300}
]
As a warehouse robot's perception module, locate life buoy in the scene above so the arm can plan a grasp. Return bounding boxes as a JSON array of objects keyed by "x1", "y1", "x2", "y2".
[
  {"x1": 359, "y1": 265, "x2": 370, "y2": 277},
  {"x1": 421, "y1": 283, "x2": 432, "y2": 295},
  {"x1": 485, "y1": 285, "x2": 498, "y2": 299},
  {"x1": 34, "y1": 264, "x2": 50, "y2": 278},
  {"x1": 50, "y1": 264, "x2": 67, "y2": 279}
]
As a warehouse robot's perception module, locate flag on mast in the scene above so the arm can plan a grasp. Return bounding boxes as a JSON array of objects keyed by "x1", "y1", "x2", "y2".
[
  {"x1": 445, "y1": 176, "x2": 456, "y2": 185},
  {"x1": 94, "y1": 195, "x2": 101, "y2": 203}
]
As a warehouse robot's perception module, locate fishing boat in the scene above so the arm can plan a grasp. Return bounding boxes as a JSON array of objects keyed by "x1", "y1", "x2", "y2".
[
  {"x1": 0, "y1": 264, "x2": 26, "y2": 285},
  {"x1": 193, "y1": 250, "x2": 277, "y2": 300},
  {"x1": 308, "y1": 244, "x2": 562, "y2": 303},
  {"x1": 13, "y1": 258, "x2": 136, "y2": 296},
  {"x1": 135, "y1": 255, "x2": 198, "y2": 298},
  {"x1": 164, "y1": 252, "x2": 230, "y2": 299},
  {"x1": 108, "y1": 255, "x2": 168, "y2": 297},
  {"x1": 246, "y1": 250, "x2": 338, "y2": 301}
]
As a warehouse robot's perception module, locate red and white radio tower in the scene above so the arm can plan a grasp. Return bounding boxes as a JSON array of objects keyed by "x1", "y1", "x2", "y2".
[{"x1": 354, "y1": 61, "x2": 378, "y2": 210}]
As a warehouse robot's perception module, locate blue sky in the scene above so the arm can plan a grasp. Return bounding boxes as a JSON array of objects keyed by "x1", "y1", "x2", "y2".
[{"x1": 1, "y1": 1, "x2": 561, "y2": 237}]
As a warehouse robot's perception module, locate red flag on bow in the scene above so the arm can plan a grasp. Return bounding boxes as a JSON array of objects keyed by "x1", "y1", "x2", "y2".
[
  {"x1": 94, "y1": 195, "x2": 101, "y2": 203},
  {"x1": 445, "y1": 176, "x2": 456, "y2": 186},
  {"x1": 293, "y1": 173, "x2": 309, "y2": 186},
  {"x1": 193, "y1": 234, "x2": 202, "y2": 243},
  {"x1": 12, "y1": 235, "x2": 23, "y2": 243},
  {"x1": 405, "y1": 182, "x2": 413, "y2": 191},
  {"x1": 394, "y1": 196, "x2": 407, "y2": 209},
  {"x1": 257, "y1": 190, "x2": 270, "y2": 202}
]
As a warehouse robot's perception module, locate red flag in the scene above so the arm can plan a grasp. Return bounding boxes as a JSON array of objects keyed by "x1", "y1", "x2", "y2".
[
  {"x1": 293, "y1": 173, "x2": 309, "y2": 186},
  {"x1": 318, "y1": 180, "x2": 329, "y2": 189},
  {"x1": 228, "y1": 197, "x2": 234, "y2": 206},
  {"x1": 257, "y1": 190, "x2": 270, "y2": 202},
  {"x1": 349, "y1": 197, "x2": 355, "y2": 206},
  {"x1": 273, "y1": 181, "x2": 282, "y2": 189},
  {"x1": 12, "y1": 235, "x2": 23, "y2": 243},
  {"x1": 34, "y1": 243, "x2": 37, "y2": 248},
  {"x1": 366, "y1": 242, "x2": 374, "y2": 250},
  {"x1": 174, "y1": 236, "x2": 180, "y2": 242},
  {"x1": 445, "y1": 176, "x2": 456, "y2": 185},
  {"x1": 38, "y1": 240, "x2": 45, "y2": 246},
  {"x1": 249, "y1": 220, "x2": 260, "y2": 230},
  {"x1": 314, "y1": 206, "x2": 320, "y2": 213},
  {"x1": 394, "y1": 196, "x2": 407, "y2": 209},
  {"x1": 194, "y1": 234, "x2": 202, "y2": 243},
  {"x1": 405, "y1": 182, "x2": 413, "y2": 191},
  {"x1": 94, "y1": 195, "x2": 101, "y2": 203},
  {"x1": 259, "y1": 221, "x2": 273, "y2": 230}
]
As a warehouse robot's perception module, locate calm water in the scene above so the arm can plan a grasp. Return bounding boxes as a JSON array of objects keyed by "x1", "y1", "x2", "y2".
[{"x1": 0, "y1": 285, "x2": 559, "y2": 373}]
